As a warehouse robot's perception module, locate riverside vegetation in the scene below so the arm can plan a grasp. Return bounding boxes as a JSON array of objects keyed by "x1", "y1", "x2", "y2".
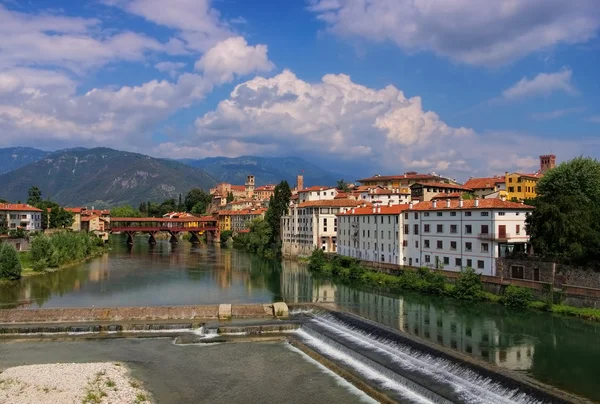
[{"x1": 307, "y1": 249, "x2": 600, "y2": 322}]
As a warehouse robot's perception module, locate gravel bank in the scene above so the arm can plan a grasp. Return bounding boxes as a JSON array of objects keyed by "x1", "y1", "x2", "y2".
[{"x1": 0, "y1": 362, "x2": 153, "y2": 404}]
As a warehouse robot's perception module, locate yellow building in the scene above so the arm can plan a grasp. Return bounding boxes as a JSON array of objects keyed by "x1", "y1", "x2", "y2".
[
  {"x1": 218, "y1": 211, "x2": 232, "y2": 231},
  {"x1": 504, "y1": 172, "x2": 541, "y2": 201}
]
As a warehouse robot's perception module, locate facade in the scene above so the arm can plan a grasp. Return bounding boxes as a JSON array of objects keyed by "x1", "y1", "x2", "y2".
[
  {"x1": 81, "y1": 215, "x2": 107, "y2": 232},
  {"x1": 230, "y1": 208, "x2": 267, "y2": 232},
  {"x1": 254, "y1": 184, "x2": 275, "y2": 201},
  {"x1": 226, "y1": 199, "x2": 255, "y2": 211},
  {"x1": 410, "y1": 182, "x2": 473, "y2": 202},
  {"x1": 65, "y1": 207, "x2": 83, "y2": 231},
  {"x1": 281, "y1": 198, "x2": 365, "y2": 256},
  {"x1": 336, "y1": 198, "x2": 533, "y2": 276},
  {"x1": 218, "y1": 211, "x2": 232, "y2": 232},
  {"x1": 504, "y1": 173, "x2": 541, "y2": 201},
  {"x1": 359, "y1": 187, "x2": 411, "y2": 205},
  {"x1": 297, "y1": 186, "x2": 338, "y2": 203},
  {"x1": 463, "y1": 176, "x2": 506, "y2": 198},
  {"x1": 0, "y1": 204, "x2": 43, "y2": 231},
  {"x1": 357, "y1": 172, "x2": 459, "y2": 188}
]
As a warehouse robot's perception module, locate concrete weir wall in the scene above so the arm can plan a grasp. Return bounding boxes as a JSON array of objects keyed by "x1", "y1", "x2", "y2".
[{"x1": 0, "y1": 303, "x2": 289, "y2": 324}]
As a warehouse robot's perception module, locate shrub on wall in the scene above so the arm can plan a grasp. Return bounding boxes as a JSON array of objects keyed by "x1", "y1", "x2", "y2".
[
  {"x1": 502, "y1": 285, "x2": 533, "y2": 309},
  {"x1": 453, "y1": 267, "x2": 483, "y2": 301},
  {"x1": 0, "y1": 243, "x2": 22, "y2": 280}
]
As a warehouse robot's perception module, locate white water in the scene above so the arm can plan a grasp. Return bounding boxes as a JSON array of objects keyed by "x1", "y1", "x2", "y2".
[{"x1": 299, "y1": 315, "x2": 545, "y2": 404}]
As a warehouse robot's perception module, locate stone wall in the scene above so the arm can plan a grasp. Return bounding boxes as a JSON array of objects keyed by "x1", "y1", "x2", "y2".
[
  {"x1": 0, "y1": 238, "x2": 30, "y2": 252},
  {"x1": 282, "y1": 241, "x2": 314, "y2": 258}
]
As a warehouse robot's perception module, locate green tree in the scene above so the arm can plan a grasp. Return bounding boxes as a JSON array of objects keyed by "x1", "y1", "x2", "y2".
[
  {"x1": 461, "y1": 193, "x2": 474, "y2": 200},
  {"x1": 138, "y1": 201, "x2": 147, "y2": 216},
  {"x1": 27, "y1": 186, "x2": 42, "y2": 206},
  {"x1": 453, "y1": 267, "x2": 483, "y2": 301},
  {"x1": 30, "y1": 234, "x2": 56, "y2": 271},
  {"x1": 185, "y1": 188, "x2": 212, "y2": 213},
  {"x1": 226, "y1": 191, "x2": 234, "y2": 203},
  {"x1": 177, "y1": 194, "x2": 185, "y2": 211},
  {"x1": 0, "y1": 243, "x2": 22, "y2": 280},
  {"x1": 111, "y1": 205, "x2": 142, "y2": 218},
  {"x1": 526, "y1": 157, "x2": 600, "y2": 262},
  {"x1": 336, "y1": 179, "x2": 350, "y2": 192},
  {"x1": 264, "y1": 180, "x2": 292, "y2": 247},
  {"x1": 49, "y1": 207, "x2": 74, "y2": 229}
]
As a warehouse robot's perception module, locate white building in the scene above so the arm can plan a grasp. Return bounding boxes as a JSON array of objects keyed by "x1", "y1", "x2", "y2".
[
  {"x1": 297, "y1": 186, "x2": 338, "y2": 203},
  {"x1": 281, "y1": 198, "x2": 365, "y2": 256},
  {"x1": 337, "y1": 203, "x2": 408, "y2": 265},
  {"x1": 358, "y1": 187, "x2": 411, "y2": 205},
  {"x1": 403, "y1": 198, "x2": 533, "y2": 276},
  {"x1": 336, "y1": 198, "x2": 533, "y2": 276},
  {"x1": 0, "y1": 204, "x2": 43, "y2": 231}
]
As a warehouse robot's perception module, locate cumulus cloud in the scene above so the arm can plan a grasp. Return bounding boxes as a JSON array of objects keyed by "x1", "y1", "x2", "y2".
[
  {"x1": 502, "y1": 69, "x2": 578, "y2": 100},
  {"x1": 154, "y1": 61, "x2": 187, "y2": 78},
  {"x1": 308, "y1": 0, "x2": 600, "y2": 66},
  {"x1": 0, "y1": 4, "x2": 165, "y2": 73}
]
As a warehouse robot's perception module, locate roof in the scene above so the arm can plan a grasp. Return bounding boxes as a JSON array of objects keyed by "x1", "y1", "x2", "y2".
[
  {"x1": 431, "y1": 192, "x2": 463, "y2": 200},
  {"x1": 81, "y1": 215, "x2": 99, "y2": 222},
  {"x1": 110, "y1": 217, "x2": 202, "y2": 223},
  {"x1": 357, "y1": 173, "x2": 444, "y2": 182},
  {"x1": 338, "y1": 204, "x2": 410, "y2": 216},
  {"x1": 298, "y1": 186, "x2": 336, "y2": 192},
  {"x1": 510, "y1": 172, "x2": 543, "y2": 179},
  {"x1": 255, "y1": 184, "x2": 276, "y2": 191},
  {"x1": 367, "y1": 188, "x2": 411, "y2": 195},
  {"x1": 0, "y1": 203, "x2": 42, "y2": 212},
  {"x1": 298, "y1": 199, "x2": 368, "y2": 208},
  {"x1": 409, "y1": 199, "x2": 534, "y2": 211},
  {"x1": 198, "y1": 215, "x2": 217, "y2": 222},
  {"x1": 219, "y1": 209, "x2": 267, "y2": 216},
  {"x1": 230, "y1": 185, "x2": 246, "y2": 191},
  {"x1": 83, "y1": 209, "x2": 110, "y2": 216},
  {"x1": 463, "y1": 176, "x2": 505, "y2": 189},
  {"x1": 65, "y1": 207, "x2": 83, "y2": 214},
  {"x1": 411, "y1": 182, "x2": 473, "y2": 191}
]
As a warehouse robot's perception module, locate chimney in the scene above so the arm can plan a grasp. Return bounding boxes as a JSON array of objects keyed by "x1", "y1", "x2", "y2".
[
  {"x1": 474, "y1": 198, "x2": 479, "y2": 207},
  {"x1": 372, "y1": 206, "x2": 377, "y2": 213},
  {"x1": 459, "y1": 199, "x2": 464, "y2": 208},
  {"x1": 500, "y1": 194, "x2": 506, "y2": 202},
  {"x1": 377, "y1": 207, "x2": 381, "y2": 213},
  {"x1": 351, "y1": 208, "x2": 355, "y2": 214},
  {"x1": 409, "y1": 201, "x2": 413, "y2": 210},
  {"x1": 520, "y1": 200, "x2": 524, "y2": 205},
  {"x1": 361, "y1": 203, "x2": 366, "y2": 208},
  {"x1": 432, "y1": 200, "x2": 437, "y2": 208},
  {"x1": 388, "y1": 200, "x2": 393, "y2": 207},
  {"x1": 446, "y1": 199, "x2": 451, "y2": 208}
]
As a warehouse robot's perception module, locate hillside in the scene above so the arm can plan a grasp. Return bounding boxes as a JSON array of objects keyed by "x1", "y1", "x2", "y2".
[
  {"x1": 0, "y1": 147, "x2": 49, "y2": 175},
  {"x1": 0, "y1": 148, "x2": 216, "y2": 207},
  {"x1": 179, "y1": 156, "x2": 350, "y2": 187}
]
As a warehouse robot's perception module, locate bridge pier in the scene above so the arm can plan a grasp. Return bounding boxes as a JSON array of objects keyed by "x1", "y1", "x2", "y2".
[
  {"x1": 125, "y1": 231, "x2": 136, "y2": 245},
  {"x1": 188, "y1": 231, "x2": 202, "y2": 244},
  {"x1": 148, "y1": 232, "x2": 157, "y2": 245},
  {"x1": 168, "y1": 231, "x2": 180, "y2": 244}
]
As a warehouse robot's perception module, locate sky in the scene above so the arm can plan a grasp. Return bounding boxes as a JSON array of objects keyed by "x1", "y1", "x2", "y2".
[{"x1": 1, "y1": 0, "x2": 600, "y2": 181}]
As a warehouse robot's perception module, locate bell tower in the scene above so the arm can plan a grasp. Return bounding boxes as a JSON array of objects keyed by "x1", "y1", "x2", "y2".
[
  {"x1": 245, "y1": 175, "x2": 255, "y2": 198},
  {"x1": 539, "y1": 155, "x2": 556, "y2": 173}
]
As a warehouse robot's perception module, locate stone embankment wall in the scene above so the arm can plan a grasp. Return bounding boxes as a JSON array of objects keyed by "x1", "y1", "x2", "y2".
[
  {"x1": 0, "y1": 303, "x2": 288, "y2": 324},
  {"x1": 282, "y1": 242, "x2": 314, "y2": 258}
]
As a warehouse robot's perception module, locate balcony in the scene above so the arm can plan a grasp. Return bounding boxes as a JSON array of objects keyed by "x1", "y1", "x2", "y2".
[{"x1": 477, "y1": 233, "x2": 511, "y2": 240}]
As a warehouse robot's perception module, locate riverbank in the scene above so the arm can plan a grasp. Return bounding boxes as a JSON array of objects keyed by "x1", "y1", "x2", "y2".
[
  {"x1": 0, "y1": 362, "x2": 153, "y2": 404},
  {"x1": 18, "y1": 248, "x2": 110, "y2": 277},
  {"x1": 307, "y1": 249, "x2": 600, "y2": 322}
]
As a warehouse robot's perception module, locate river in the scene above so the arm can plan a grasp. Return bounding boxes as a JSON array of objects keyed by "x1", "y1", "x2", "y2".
[{"x1": 1, "y1": 237, "x2": 599, "y2": 401}]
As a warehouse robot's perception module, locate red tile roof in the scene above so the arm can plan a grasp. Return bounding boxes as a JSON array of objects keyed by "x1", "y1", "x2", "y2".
[
  {"x1": 65, "y1": 207, "x2": 83, "y2": 214},
  {"x1": 367, "y1": 188, "x2": 411, "y2": 195},
  {"x1": 255, "y1": 184, "x2": 276, "y2": 191},
  {"x1": 338, "y1": 204, "x2": 410, "y2": 215},
  {"x1": 0, "y1": 203, "x2": 42, "y2": 212},
  {"x1": 299, "y1": 186, "x2": 336, "y2": 192},
  {"x1": 298, "y1": 199, "x2": 368, "y2": 208},
  {"x1": 231, "y1": 185, "x2": 246, "y2": 191},
  {"x1": 410, "y1": 199, "x2": 534, "y2": 211},
  {"x1": 411, "y1": 182, "x2": 473, "y2": 191},
  {"x1": 431, "y1": 192, "x2": 463, "y2": 200},
  {"x1": 463, "y1": 176, "x2": 505, "y2": 189},
  {"x1": 357, "y1": 173, "x2": 444, "y2": 182}
]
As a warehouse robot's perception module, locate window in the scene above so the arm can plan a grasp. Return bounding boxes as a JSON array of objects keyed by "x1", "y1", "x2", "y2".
[
  {"x1": 455, "y1": 258, "x2": 462, "y2": 266},
  {"x1": 477, "y1": 260, "x2": 485, "y2": 269},
  {"x1": 436, "y1": 240, "x2": 443, "y2": 249},
  {"x1": 413, "y1": 224, "x2": 419, "y2": 235},
  {"x1": 388, "y1": 216, "x2": 391, "y2": 224},
  {"x1": 424, "y1": 240, "x2": 430, "y2": 248},
  {"x1": 467, "y1": 259, "x2": 472, "y2": 267},
  {"x1": 424, "y1": 224, "x2": 430, "y2": 233},
  {"x1": 481, "y1": 225, "x2": 489, "y2": 234},
  {"x1": 517, "y1": 186, "x2": 522, "y2": 192},
  {"x1": 508, "y1": 186, "x2": 514, "y2": 192},
  {"x1": 388, "y1": 231, "x2": 391, "y2": 239},
  {"x1": 395, "y1": 216, "x2": 399, "y2": 223},
  {"x1": 498, "y1": 212, "x2": 505, "y2": 216},
  {"x1": 481, "y1": 212, "x2": 489, "y2": 217},
  {"x1": 437, "y1": 212, "x2": 443, "y2": 217},
  {"x1": 424, "y1": 212, "x2": 430, "y2": 217},
  {"x1": 450, "y1": 225, "x2": 457, "y2": 233},
  {"x1": 362, "y1": 230, "x2": 365, "y2": 237},
  {"x1": 465, "y1": 212, "x2": 472, "y2": 217},
  {"x1": 404, "y1": 213, "x2": 408, "y2": 219},
  {"x1": 404, "y1": 224, "x2": 409, "y2": 234},
  {"x1": 425, "y1": 255, "x2": 430, "y2": 263},
  {"x1": 443, "y1": 256, "x2": 450, "y2": 265},
  {"x1": 511, "y1": 265, "x2": 524, "y2": 279},
  {"x1": 415, "y1": 240, "x2": 419, "y2": 248},
  {"x1": 509, "y1": 177, "x2": 513, "y2": 183},
  {"x1": 368, "y1": 230, "x2": 370, "y2": 237},
  {"x1": 534, "y1": 267, "x2": 540, "y2": 281},
  {"x1": 388, "y1": 244, "x2": 391, "y2": 252},
  {"x1": 414, "y1": 213, "x2": 419, "y2": 219},
  {"x1": 465, "y1": 242, "x2": 472, "y2": 251},
  {"x1": 403, "y1": 240, "x2": 408, "y2": 247},
  {"x1": 437, "y1": 224, "x2": 443, "y2": 233},
  {"x1": 381, "y1": 230, "x2": 384, "y2": 238},
  {"x1": 465, "y1": 225, "x2": 472, "y2": 234},
  {"x1": 516, "y1": 224, "x2": 521, "y2": 235},
  {"x1": 450, "y1": 212, "x2": 456, "y2": 217},
  {"x1": 450, "y1": 241, "x2": 457, "y2": 250},
  {"x1": 381, "y1": 216, "x2": 384, "y2": 224}
]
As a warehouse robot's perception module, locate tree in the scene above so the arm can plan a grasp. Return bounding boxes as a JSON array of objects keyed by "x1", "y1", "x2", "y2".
[
  {"x1": 27, "y1": 186, "x2": 42, "y2": 206},
  {"x1": 226, "y1": 191, "x2": 234, "y2": 203},
  {"x1": 111, "y1": 205, "x2": 142, "y2": 218},
  {"x1": 138, "y1": 202, "x2": 147, "y2": 216},
  {"x1": 0, "y1": 243, "x2": 22, "y2": 280},
  {"x1": 185, "y1": 188, "x2": 212, "y2": 213},
  {"x1": 526, "y1": 157, "x2": 600, "y2": 263},
  {"x1": 49, "y1": 207, "x2": 74, "y2": 229},
  {"x1": 461, "y1": 193, "x2": 474, "y2": 200},
  {"x1": 264, "y1": 180, "x2": 292, "y2": 248},
  {"x1": 336, "y1": 179, "x2": 350, "y2": 192},
  {"x1": 177, "y1": 194, "x2": 185, "y2": 211}
]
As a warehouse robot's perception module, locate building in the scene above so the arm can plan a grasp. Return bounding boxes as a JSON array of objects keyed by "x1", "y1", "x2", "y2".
[
  {"x1": 81, "y1": 215, "x2": 108, "y2": 232},
  {"x1": 65, "y1": 207, "x2": 111, "y2": 231},
  {"x1": 463, "y1": 176, "x2": 506, "y2": 199},
  {"x1": 358, "y1": 187, "x2": 412, "y2": 205},
  {"x1": 297, "y1": 186, "x2": 338, "y2": 203},
  {"x1": 357, "y1": 172, "x2": 459, "y2": 188},
  {"x1": 65, "y1": 207, "x2": 83, "y2": 231},
  {"x1": 337, "y1": 203, "x2": 408, "y2": 264},
  {"x1": 403, "y1": 198, "x2": 533, "y2": 276},
  {"x1": 540, "y1": 154, "x2": 556, "y2": 173},
  {"x1": 226, "y1": 199, "x2": 256, "y2": 211},
  {"x1": 218, "y1": 211, "x2": 232, "y2": 232},
  {"x1": 0, "y1": 204, "x2": 43, "y2": 231},
  {"x1": 410, "y1": 182, "x2": 473, "y2": 202},
  {"x1": 254, "y1": 184, "x2": 276, "y2": 201},
  {"x1": 504, "y1": 155, "x2": 555, "y2": 201},
  {"x1": 230, "y1": 208, "x2": 267, "y2": 233}
]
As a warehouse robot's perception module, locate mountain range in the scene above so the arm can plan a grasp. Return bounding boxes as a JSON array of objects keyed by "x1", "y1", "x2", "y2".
[{"x1": 0, "y1": 147, "x2": 347, "y2": 207}]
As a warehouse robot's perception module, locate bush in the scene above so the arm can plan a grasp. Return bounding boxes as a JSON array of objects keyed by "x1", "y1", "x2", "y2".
[
  {"x1": 30, "y1": 234, "x2": 55, "y2": 271},
  {"x1": 453, "y1": 267, "x2": 483, "y2": 301},
  {"x1": 502, "y1": 285, "x2": 533, "y2": 309},
  {"x1": 220, "y1": 230, "x2": 233, "y2": 243},
  {"x1": 29, "y1": 232, "x2": 103, "y2": 272},
  {"x1": 0, "y1": 243, "x2": 22, "y2": 280},
  {"x1": 308, "y1": 248, "x2": 327, "y2": 273}
]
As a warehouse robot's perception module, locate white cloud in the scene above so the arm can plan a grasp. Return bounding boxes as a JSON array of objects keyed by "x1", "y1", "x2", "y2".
[
  {"x1": 195, "y1": 37, "x2": 274, "y2": 83},
  {"x1": 531, "y1": 107, "x2": 586, "y2": 120},
  {"x1": 308, "y1": 0, "x2": 600, "y2": 66},
  {"x1": 154, "y1": 61, "x2": 187, "y2": 78},
  {"x1": 105, "y1": 0, "x2": 233, "y2": 52},
  {"x1": 0, "y1": 4, "x2": 165, "y2": 73},
  {"x1": 587, "y1": 116, "x2": 600, "y2": 123},
  {"x1": 502, "y1": 69, "x2": 578, "y2": 100}
]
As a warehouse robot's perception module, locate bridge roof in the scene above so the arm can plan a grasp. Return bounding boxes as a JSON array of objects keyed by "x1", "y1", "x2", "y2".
[{"x1": 111, "y1": 217, "x2": 202, "y2": 223}]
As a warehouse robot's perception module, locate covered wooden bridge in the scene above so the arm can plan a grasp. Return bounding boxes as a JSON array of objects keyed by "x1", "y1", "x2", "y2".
[{"x1": 109, "y1": 216, "x2": 219, "y2": 244}]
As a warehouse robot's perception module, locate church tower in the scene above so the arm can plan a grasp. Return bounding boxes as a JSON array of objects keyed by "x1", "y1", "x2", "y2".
[
  {"x1": 539, "y1": 155, "x2": 556, "y2": 173},
  {"x1": 245, "y1": 175, "x2": 255, "y2": 198}
]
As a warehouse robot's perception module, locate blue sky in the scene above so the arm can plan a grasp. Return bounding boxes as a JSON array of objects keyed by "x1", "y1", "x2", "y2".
[{"x1": 1, "y1": 0, "x2": 599, "y2": 180}]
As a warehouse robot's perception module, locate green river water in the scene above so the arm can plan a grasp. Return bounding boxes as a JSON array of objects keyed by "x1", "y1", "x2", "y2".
[{"x1": 1, "y1": 237, "x2": 599, "y2": 401}]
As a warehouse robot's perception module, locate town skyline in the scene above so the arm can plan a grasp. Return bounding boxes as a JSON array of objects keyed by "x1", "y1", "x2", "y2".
[{"x1": 1, "y1": 1, "x2": 599, "y2": 178}]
